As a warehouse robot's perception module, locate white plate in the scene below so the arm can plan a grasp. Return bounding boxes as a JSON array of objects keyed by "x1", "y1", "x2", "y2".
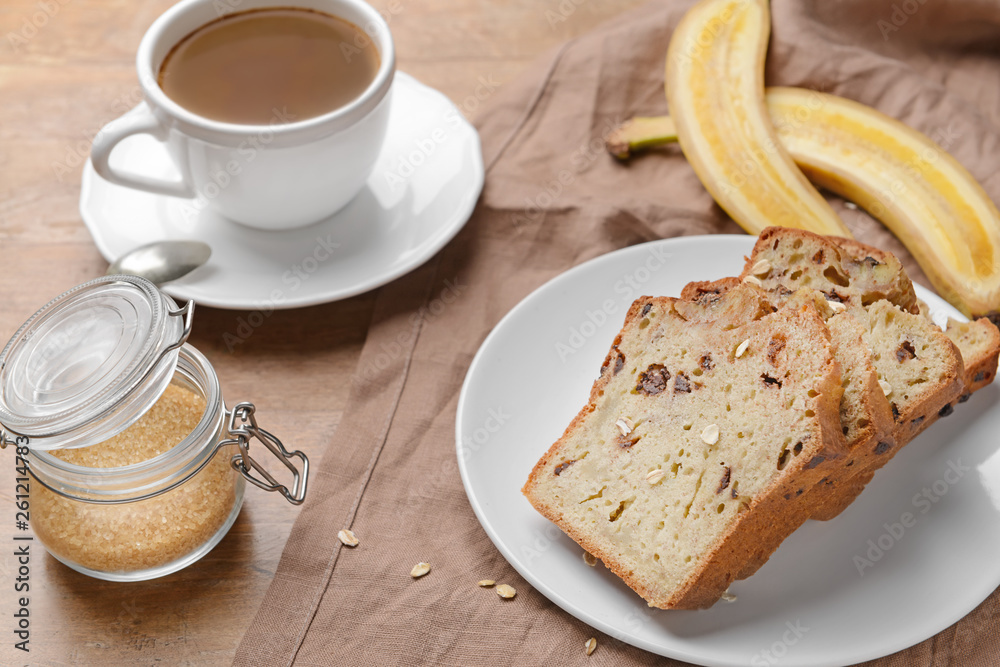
[
  {"x1": 457, "y1": 235, "x2": 1000, "y2": 667},
  {"x1": 80, "y1": 72, "x2": 483, "y2": 310}
]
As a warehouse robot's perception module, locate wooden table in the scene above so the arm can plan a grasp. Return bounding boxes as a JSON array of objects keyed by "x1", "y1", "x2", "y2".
[{"x1": 0, "y1": 0, "x2": 646, "y2": 663}]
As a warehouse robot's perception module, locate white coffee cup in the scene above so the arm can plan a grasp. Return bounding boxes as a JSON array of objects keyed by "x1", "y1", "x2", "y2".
[{"x1": 91, "y1": 0, "x2": 395, "y2": 230}]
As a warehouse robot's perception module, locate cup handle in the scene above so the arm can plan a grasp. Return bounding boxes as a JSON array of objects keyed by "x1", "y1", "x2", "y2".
[{"x1": 90, "y1": 103, "x2": 194, "y2": 198}]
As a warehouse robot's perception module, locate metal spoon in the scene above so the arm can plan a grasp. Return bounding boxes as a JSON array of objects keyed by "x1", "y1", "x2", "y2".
[{"x1": 106, "y1": 240, "x2": 211, "y2": 286}]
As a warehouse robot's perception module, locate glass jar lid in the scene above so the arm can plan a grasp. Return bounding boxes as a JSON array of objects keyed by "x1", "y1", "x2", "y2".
[{"x1": 0, "y1": 275, "x2": 193, "y2": 450}]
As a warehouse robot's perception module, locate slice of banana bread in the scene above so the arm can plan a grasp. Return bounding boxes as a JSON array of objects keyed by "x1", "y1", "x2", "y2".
[
  {"x1": 729, "y1": 228, "x2": 964, "y2": 520},
  {"x1": 677, "y1": 282, "x2": 893, "y2": 560},
  {"x1": 837, "y1": 237, "x2": 1000, "y2": 400},
  {"x1": 686, "y1": 229, "x2": 966, "y2": 518},
  {"x1": 806, "y1": 307, "x2": 898, "y2": 521},
  {"x1": 811, "y1": 299, "x2": 964, "y2": 519},
  {"x1": 737, "y1": 227, "x2": 918, "y2": 314},
  {"x1": 523, "y1": 294, "x2": 846, "y2": 609},
  {"x1": 833, "y1": 238, "x2": 998, "y2": 443},
  {"x1": 681, "y1": 277, "x2": 896, "y2": 526},
  {"x1": 821, "y1": 307, "x2": 1000, "y2": 515},
  {"x1": 736, "y1": 229, "x2": 965, "y2": 441},
  {"x1": 944, "y1": 317, "x2": 1000, "y2": 395}
]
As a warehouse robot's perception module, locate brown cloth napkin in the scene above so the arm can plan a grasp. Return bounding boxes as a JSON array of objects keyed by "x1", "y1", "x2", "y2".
[{"x1": 233, "y1": 1, "x2": 1000, "y2": 664}]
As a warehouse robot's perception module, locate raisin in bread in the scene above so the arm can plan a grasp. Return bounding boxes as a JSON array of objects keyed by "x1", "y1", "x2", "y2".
[{"x1": 522, "y1": 294, "x2": 846, "y2": 609}]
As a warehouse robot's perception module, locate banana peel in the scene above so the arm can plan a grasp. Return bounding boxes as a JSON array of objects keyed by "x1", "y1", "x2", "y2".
[
  {"x1": 605, "y1": 89, "x2": 1000, "y2": 320},
  {"x1": 603, "y1": 117, "x2": 674, "y2": 159},
  {"x1": 665, "y1": 0, "x2": 851, "y2": 238},
  {"x1": 605, "y1": 117, "x2": 677, "y2": 159}
]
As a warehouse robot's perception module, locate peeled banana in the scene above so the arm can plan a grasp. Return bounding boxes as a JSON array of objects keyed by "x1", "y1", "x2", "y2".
[
  {"x1": 665, "y1": 0, "x2": 851, "y2": 238},
  {"x1": 605, "y1": 89, "x2": 1000, "y2": 320},
  {"x1": 770, "y1": 87, "x2": 1000, "y2": 320}
]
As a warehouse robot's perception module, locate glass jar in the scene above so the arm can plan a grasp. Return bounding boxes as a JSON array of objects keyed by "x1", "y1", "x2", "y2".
[{"x1": 0, "y1": 275, "x2": 308, "y2": 581}]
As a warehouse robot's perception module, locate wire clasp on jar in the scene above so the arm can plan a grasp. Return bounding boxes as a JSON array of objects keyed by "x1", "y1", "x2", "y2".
[
  {"x1": 222, "y1": 403, "x2": 309, "y2": 505},
  {"x1": 0, "y1": 430, "x2": 25, "y2": 449}
]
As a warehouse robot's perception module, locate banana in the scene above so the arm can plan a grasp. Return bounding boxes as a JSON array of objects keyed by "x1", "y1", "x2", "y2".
[
  {"x1": 665, "y1": 0, "x2": 851, "y2": 238},
  {"x1": 605, "y1": 89, "x2": 1000, "y2": 320}
]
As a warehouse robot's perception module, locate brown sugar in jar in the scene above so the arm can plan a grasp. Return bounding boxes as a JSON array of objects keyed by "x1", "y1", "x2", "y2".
[
  {"x1": 0, "y1": 275, "x2": 308, "y2": 581},
  {"x1": 31, "y1": 384, "x2": 242, "y2": 577},
  {"x1": 26, "y1": 349, "x2": 247, "y2": 581}
]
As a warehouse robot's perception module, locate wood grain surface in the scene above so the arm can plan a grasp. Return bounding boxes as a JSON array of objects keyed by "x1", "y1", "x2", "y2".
[{"x1": 0, "y1": 0, "x2": 646, "y2": 664}]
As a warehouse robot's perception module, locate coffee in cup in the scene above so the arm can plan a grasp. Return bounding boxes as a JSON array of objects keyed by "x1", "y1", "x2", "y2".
[
  {"x1": 158, "y1": 8, "x2": 380, "y2": 125},
  {"x1": 90, "y1": 0, "x2": 396, "y2": 231}
]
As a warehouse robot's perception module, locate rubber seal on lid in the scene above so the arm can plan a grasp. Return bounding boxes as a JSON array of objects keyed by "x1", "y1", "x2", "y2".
[{"x1": 0, "y1": 275, "x2": 191, "y2": 450}]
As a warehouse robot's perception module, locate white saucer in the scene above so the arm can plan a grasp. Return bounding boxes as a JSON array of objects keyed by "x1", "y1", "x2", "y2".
[
  {"x1": 80, "y1": 72, "x2": 483, "y2": 310},
  {"x1": 457, "y1": 235, "x2": 1000, "y2": 666}
]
